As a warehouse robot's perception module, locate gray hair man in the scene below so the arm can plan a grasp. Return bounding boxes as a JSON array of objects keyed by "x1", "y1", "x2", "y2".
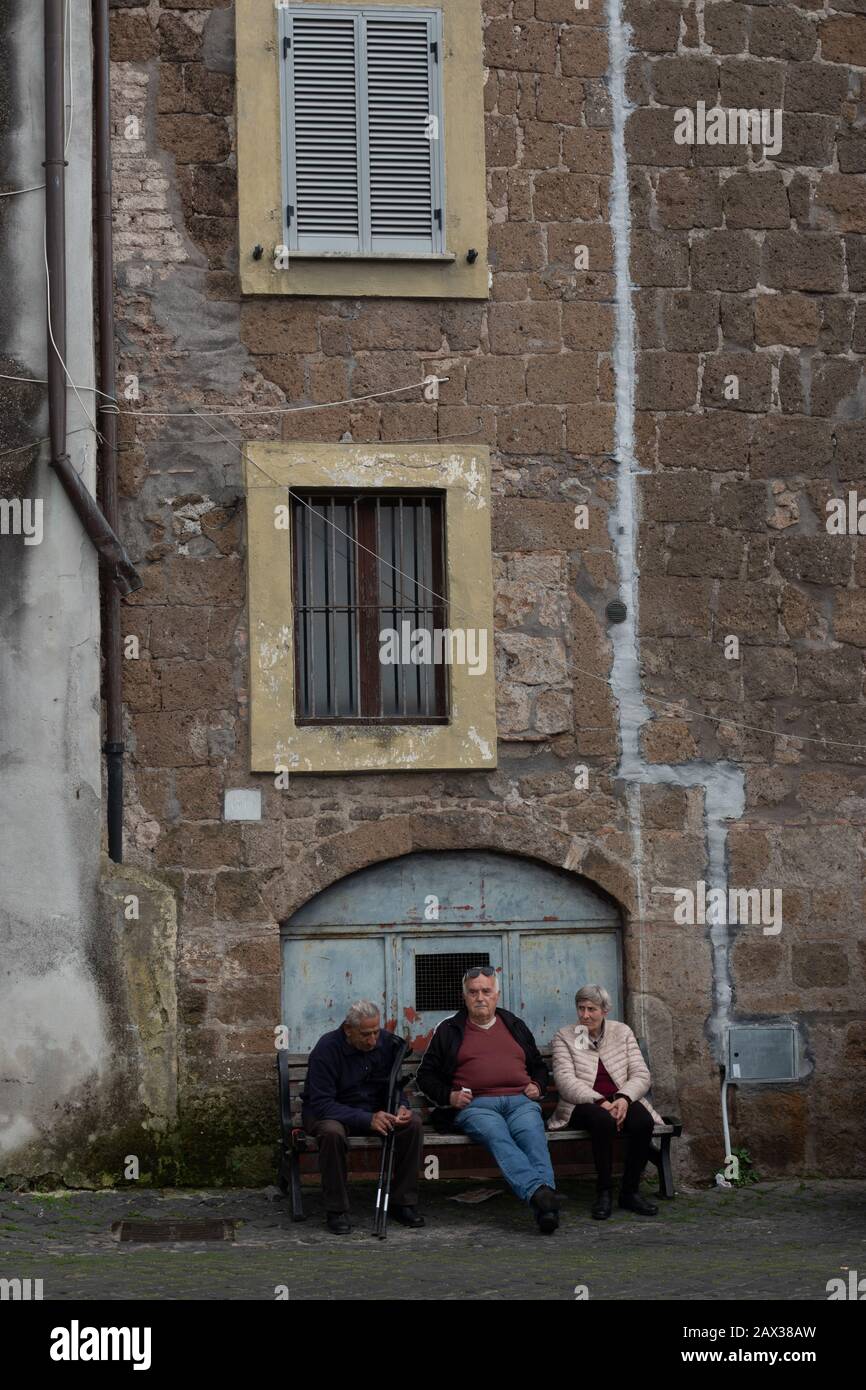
[
  {"x1": 417, "y1": 966, "x2": 560, "y2": 1233},
  {"x1": 550, "y1": 984, "x2": 664, "y2": 1221},
  {"x1": 302, "y1": 1001, "x2": 425, "y2": 1235}
]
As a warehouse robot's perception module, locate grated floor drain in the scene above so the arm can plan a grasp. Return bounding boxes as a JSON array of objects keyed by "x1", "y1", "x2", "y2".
[{"x1": 111, "y1": 1219, "x2": 237, "y2": 1243}]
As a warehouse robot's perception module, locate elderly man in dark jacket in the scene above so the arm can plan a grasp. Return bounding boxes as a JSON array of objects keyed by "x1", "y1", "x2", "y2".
[
  {"x1": 416, "y1": 966, "x2": 560, "y2": 1233},
  {"x1": 302, "y1": 1000, "x2": 425, "y2": 1235}
]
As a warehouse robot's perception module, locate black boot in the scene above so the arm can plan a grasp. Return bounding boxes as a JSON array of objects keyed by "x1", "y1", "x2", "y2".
[
  {"x1": 530, "y1": 1185, "x2": 559, "y2": 1234},
  {"x1": 326, "y1": 1211, "x2": 351, "y2": 1234},
  {"x1": 390, "y1": 1204, "x2": 425, "y2": 1228},
  {"x1": 591, "y1": 1189, "x2": 612, "y2": 1220},
  {"x1": 619, "y1": 1190, "x2": 658, "y2": 1216}
]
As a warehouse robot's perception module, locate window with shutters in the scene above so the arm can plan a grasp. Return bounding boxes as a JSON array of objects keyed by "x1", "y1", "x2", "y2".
[
  {"x1": 236, "y1": 0, "x2": 488, "y2": 298},
  {"x1": 278, "y1": 6, "x2": 446, "y2": 258}
]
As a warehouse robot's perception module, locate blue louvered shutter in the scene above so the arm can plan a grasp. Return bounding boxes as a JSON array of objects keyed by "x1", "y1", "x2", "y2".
[
  {"x1": 365, "y1": 12, "x2": 441, "y2": 254},
  {"x1": 280, "y1": 7, "x2": 444, "y2": 257},
  {"x1": 284, "y1": 10, "x2": 362, "y2": 252}
]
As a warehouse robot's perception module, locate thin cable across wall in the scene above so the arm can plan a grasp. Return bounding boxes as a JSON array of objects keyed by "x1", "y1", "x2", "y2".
[
  {"x1": 8, "y1": 0, "x2": 853, "y2": 759},
  {"x1": 3, "y1": 353, "x2": 861, "y2": 753},
  {"x1": 197, "y1": 407, "x2": 866, "y2": 757}
]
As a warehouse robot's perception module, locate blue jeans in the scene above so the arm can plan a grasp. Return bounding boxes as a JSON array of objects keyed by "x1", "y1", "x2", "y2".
[{"x1": 454, "y1": 1094, "x2": 555, "y2": 1203}]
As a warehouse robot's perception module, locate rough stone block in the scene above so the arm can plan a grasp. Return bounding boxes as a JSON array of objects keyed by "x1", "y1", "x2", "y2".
[
  {"x1": 701, "y1": 353, "x2": 773, "y2": 412},
  {"x1": 630, "y1": 231, "x2": 690, "y2": 286},
  {"x1": 692, "y1": 231, "x2": 760, "y2": 290},
  {"x1": 722, "y1": 172, "x2": 789, "y2": 229},
  {"x1": 656, "y1": 170, "x2": 723, "y2": 230},
  {"x1": 755, "y1": 294, "x2": 821, "y2": 347},
  {"x1": 762, "y1": 233, "x2": 844, "y2": 292},
  {"x1": 659, "y1": 412, "x2": 752, "y2": 471}
]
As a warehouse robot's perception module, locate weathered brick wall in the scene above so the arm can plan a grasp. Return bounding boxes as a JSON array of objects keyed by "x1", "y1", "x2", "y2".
[
  {"x1": 105, "y1": 0, "x2": 866, "y2": 1184},
  {"x1": 625, "y1": 0, "x2": 866, "y2": 1175}
]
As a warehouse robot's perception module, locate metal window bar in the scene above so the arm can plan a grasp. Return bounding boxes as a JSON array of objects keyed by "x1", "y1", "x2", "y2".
[
  {"x1": 375, "y1": 496, "x2": 386, "y2": 718},
  {"x1": 293, "y1": 491, "x2": 447, "y2": 723},
  {"x1": 306, "y1": 503, "x2": 315, "y2": 716},
  {"x1": 397, "y1": 497, "x2": 406, "y2": 718},
  {"x1": 414, "y1": 952, "x2": 491, "y2": 1013},
  {"x1": 415, "y1": 499, "x2": 424, "y2": 715},
  {"x1": 327, "y1": 496, "x2": 336, "y2": 715}
]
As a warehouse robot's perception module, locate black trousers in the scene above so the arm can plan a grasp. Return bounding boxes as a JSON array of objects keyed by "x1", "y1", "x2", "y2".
[
  {"x1": 568, "y1": 1101, "x2": 654, "y2": 1193},
  {"x1": 303, "y1": 1112, "x2": 424, "y2": 1213}
]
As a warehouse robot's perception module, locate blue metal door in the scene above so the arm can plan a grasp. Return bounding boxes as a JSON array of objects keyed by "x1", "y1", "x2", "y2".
[
  {"x1": 281, "y1": 851, "x2": 622, "y2": 1054},
  {"x1": 399, "y1": 933, "x2": 506, "y2": 1047}
]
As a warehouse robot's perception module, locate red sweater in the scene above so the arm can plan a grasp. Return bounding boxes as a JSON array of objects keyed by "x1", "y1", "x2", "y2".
[
  {"x1": 453, "y1": 1018, "x2": 531, "y2": 1096},
  {"x1": 593, "y1": 1057, "x2": 618, "y2": 1101}
]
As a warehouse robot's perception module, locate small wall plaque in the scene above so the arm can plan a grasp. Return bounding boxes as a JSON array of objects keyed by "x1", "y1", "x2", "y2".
[{"x1": 224, "y1": 789, "x2": 262, "y2": 822}]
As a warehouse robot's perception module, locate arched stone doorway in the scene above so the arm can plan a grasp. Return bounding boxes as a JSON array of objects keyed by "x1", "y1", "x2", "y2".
[{"x1": 281, "y1": 850, "x2": 622, "y2": 1054}]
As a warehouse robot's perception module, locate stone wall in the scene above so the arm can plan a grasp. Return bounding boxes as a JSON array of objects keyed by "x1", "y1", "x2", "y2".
[
  {"x1": 625, "y1": 0, "x2": 866, "y2": 1175},
  {"x1": 98, "y1": 0, "x2": 866, "y2": 1186}
]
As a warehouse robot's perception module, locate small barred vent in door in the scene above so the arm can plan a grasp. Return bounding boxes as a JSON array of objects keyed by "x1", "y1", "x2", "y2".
[
  {"x1": 292, "y1": 14, "x2": 360, "y2": 245},
  {"x1": 367, "y1": 17, "x2": 435, "y2": 249},
  {"x1": 415, "y1": 953, "x2": 490, "y2": 1013}
]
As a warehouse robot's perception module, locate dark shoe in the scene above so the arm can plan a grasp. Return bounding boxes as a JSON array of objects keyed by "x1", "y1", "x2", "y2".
[
  {"x1": 619, "y1": 1190, "x2": 658, "y2": 1216},
  {"x1": 531, "y1": 1184, "x2": 560, "y2": 1212},
  {"x1": 530, "y1": 1186, "x2": 559, "y2": 1234},
  {"x1": 326, "y1": 1211, "x2": 351, "y2": 1234},
  {"x1": 390, "y1": 1204, "x2": 425, "y2": 1228},
  {"x1": 591, "y1": 1190, "x2": 613, "y2": 1220}
]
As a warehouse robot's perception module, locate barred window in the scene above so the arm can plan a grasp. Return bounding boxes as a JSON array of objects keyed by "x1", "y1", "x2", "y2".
[
  {"x1": 291, "y1": 491, "x2": 447, "y2": 722},
  {"x1": 414, "y1": 952, "x2": 490, "y2": 1012}
]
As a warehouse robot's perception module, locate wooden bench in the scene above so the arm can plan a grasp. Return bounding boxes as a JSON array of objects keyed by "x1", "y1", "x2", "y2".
[{"x1": 276, "y1": 1044, "x2": 682, "y2": 1220}]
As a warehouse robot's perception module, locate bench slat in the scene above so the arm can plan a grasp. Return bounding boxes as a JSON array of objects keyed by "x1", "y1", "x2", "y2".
[{"x1": 331, "y1": 1124, "x2": 677, "y2": 1149}]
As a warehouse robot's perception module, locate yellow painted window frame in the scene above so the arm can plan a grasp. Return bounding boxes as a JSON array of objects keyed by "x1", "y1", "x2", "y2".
[
  {"x1": 244, "y1": 442, "x2": 497, "y2": 773},
  {"x1": 236, "y1": 0, "x2": 489, "y2": 299}
]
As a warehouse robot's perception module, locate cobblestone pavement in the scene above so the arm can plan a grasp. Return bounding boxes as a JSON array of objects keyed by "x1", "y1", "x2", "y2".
[{"x1": 1, "y1": 1180, "x2": 864, "y2": 1301}]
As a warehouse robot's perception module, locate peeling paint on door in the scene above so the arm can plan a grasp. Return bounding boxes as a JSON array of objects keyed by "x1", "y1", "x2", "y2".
[{"x1": 281, "y1": 851, "x2": 622, "y2": 1053}]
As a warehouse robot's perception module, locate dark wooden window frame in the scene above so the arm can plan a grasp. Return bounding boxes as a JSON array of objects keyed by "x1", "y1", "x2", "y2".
[{"x1": 292, "y1": 488, "x2": 449, "y2": 725}]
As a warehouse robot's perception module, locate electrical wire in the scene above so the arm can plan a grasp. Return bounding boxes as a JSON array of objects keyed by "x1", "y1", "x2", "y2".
[
  {"x1": 111, "y1": 377, "x2": 447, "y2": 418},
  {"x1": 0, "y1": 184, "x2": 45, "y2": 198},
  {"x1": 2, "y1": 371, "x2": 861, "y2": 751},
  {"x1": 0, "y1": 374, "x2": 447, "y2": 420},
  {"x1": 0, "y1": 0, "x2": 71, "y2": 197},
  {"x1": 3, "y1": 153, "x2": 859, "y2": 759},
  {"x1": 197, "y1": 413, "x2": 866, "y2": 756},
  {"x1": 42, "y1": 224, "x2": 102, "y2": 442}
]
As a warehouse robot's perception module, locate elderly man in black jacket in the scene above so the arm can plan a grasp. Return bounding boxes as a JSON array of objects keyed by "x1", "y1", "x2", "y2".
[
  {"x1": 302, "y1": 1000, "x2": 425, "y2": 1235},
  {"x1": 417, "y1": 966, "x2": 560, "y2": 1233}
]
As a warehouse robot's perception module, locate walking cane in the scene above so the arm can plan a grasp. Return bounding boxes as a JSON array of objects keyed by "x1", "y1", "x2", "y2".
[{"x1": 372, "y1": 1034, "x2": 409, "y2": 1239}]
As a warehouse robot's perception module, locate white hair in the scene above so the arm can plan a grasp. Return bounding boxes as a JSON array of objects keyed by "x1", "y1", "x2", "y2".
[
  {"x1": 344, "y1": 1000, "x2": 381, "y2": 1027},
  {"x1": 575, "y1": 983, "x2": 611, "y2": 1011},
  {"x1": 462, "y1": 968, "x2": 499, "y2": 995}
]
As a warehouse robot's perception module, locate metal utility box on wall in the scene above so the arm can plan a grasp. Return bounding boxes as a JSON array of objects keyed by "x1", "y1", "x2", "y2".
[{"x1": 728, "y1": 1026, "x2": 798, "y2": 1082}]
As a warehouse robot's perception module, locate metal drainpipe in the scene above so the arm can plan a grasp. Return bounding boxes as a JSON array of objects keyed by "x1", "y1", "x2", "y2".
[
  {"x1": 44, "y1": 0, "x2": 141, "y2": 858},
  {"x1": 94, "y1": 0, "x2": 126, "y2": 862}
]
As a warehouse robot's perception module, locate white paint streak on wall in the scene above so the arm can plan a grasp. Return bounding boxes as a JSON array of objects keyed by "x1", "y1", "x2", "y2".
[
  {"x1": 466, "y1": 726, "x2": 494, "y2": 762},
  {"x1": 605, "y1": 0, "x2": 745, "y2": 1056}
]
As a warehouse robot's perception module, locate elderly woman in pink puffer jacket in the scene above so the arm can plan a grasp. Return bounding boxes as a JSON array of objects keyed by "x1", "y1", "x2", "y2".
[{"x1": 551, "y1": 983, "x2": 663, "y2": 1223}]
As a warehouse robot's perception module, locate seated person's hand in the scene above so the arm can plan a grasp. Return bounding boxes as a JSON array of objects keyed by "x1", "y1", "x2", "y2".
[
  {"x1": 394, "y1": 1106, "x2": 413, "y2": 1126},
  {"x1": 370, "y1": 1110, "x2": 398, "y2": 1135},
  {"x1": 450, "y1": 1088, "x2": 473, "y2": 1109},
  {"x1": 609, "y1": 1097, "x2": 628, "y2": 1128},
  {"x1": 523, "y1": 1082, "x2": 541, "y2": 1099}
]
